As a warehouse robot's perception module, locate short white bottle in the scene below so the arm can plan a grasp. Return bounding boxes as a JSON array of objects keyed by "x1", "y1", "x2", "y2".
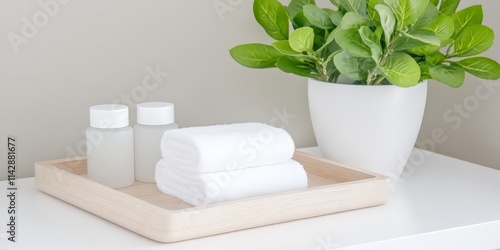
[
  {"x1": 134, "y1": 102, "x2": 178, "y2": 183},
  {"x1": 86, "y1": 104, "x2": 134, "y2": 188}
]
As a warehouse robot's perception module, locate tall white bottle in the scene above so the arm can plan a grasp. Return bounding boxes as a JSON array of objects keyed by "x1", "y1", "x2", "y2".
[
  {"x1": 134, "y1": 102, "x2": 178, "y2": 183},
  {"x1": 86, "y1": 104, "x2": 134, "y2": 188}
]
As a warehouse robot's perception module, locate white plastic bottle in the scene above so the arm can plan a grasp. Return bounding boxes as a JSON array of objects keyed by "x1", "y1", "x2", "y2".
[
  {"x1": 134, "y1": 102, "x2": 178, "y2": 183},
  {"x1": 86, "y1": 104, "x2": 134, "y2": 188}
]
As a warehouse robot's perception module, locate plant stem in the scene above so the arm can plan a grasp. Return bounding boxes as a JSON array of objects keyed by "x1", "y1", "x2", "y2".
[
  {"x1": 316, "y1": 61, "x2": 329, "y2": 81},
  {"x1": 367, "y1": 32, "x2": 400, "y2": 85},
  {"x1": 374, "y1": 76, "x2": 386, "y2": 85},
  {"x1": 367, "y1": 46, "x2": 393, "y2": 85},
  {"x1": 307, "y1": 50, "x2": 328, "y2": 81},
  {"x1": 313, "y1": 54, "x2": 329, "y2": 82},
  {"x1": 366, "y1": 70, "x2": 376, "y2": 85},
  {"x1": 445, "y1": 43, "x2": 453, "y2": 58}
]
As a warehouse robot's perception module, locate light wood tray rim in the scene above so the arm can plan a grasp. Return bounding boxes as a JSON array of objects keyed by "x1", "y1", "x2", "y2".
[{"x1": 34, "y1": 150, "x2": 391, "y2": 242}]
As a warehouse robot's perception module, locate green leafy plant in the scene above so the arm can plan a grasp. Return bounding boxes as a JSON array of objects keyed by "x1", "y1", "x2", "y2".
[{"x1": 230, "y1": 0, "x2": 500, "y2": 87}]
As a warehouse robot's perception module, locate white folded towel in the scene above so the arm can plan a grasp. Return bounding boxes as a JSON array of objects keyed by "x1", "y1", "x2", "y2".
[
  {"x1": 160, "y1": 123, "x2": 295, "y2": 173},
  {"x1": 155, "y1": 159, "x2": 308, "y2": 206}
]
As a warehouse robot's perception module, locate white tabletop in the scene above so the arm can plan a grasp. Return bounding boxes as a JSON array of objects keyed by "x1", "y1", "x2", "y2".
[{"x1": 1, "y1": 148, "x2": 500, "y2": 250}]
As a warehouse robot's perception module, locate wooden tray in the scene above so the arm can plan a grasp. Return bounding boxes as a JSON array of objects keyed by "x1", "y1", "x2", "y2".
[{"x1": 34, "y1": 150, "x2": 390, "y2": 242}]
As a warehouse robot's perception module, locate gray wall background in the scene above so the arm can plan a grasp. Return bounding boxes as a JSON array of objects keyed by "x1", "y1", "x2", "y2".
[{"x1": 0, "y1": 0, "x2": 498, "y2": 181}]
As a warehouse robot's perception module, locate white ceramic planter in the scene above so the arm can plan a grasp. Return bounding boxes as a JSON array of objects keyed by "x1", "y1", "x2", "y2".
[{"x1": 308, "y1": 78, "x2": 428, "y2": 179}]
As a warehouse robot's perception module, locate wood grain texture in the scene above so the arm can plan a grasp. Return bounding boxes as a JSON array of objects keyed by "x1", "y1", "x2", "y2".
[{"x1": 34, "y1": 150, "x2": 390, "y2": 242}]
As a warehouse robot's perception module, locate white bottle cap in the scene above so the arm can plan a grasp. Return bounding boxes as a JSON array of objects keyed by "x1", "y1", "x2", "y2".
[
  {"x1": 89, "y1": 104, "x2": 129, "y2": 129},
  {"x1": 137, "y1": 102, "x2": 175, "y2": 125}
]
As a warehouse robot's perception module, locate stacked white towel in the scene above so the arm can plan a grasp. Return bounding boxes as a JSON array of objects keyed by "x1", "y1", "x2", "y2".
[
  {"x1": 155, "y1": 122, "x2": 308, "y2": 206},
  {"x1": 160, "y1": 122, "x2": 296, "y2": 172}
]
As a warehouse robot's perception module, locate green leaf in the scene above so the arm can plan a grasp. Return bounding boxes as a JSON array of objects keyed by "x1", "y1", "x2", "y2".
[
  {"x1": 341, "y1": 12, "x2": 368, "y2": 30},
  {"x1": 229, "y1": 43, "x2": 283, "y2": 68},
  {"x1": 456, "y1": 57, "x2": 500, "y2": 80},
  {"x1": 403, "y1": 29, "x2": 440, "y2": 46},
  {"x1": 276, "y1": 56, "x2": 316, "y2": 77},
  {"x1": 303, "y1": 4, "x2": 334, "y2": 29},
  {"x1": 335, "y1": 28, "x2": 372, "y2": 58},
  {"x1": 426, "y1": 52, "x2": 446, "y2": 65},
  {"x1": 292, "y1": 11, "x2": 310, "y2": 29},
  {"x1": 392, "y1": 36, "x2": 427, "y2": 51},
  {"x1": 360, "y1": 58, "x2": 378, "y2": 74},
  {"x1": 287, "y1": 0, "x2": 315, "y2": 19},
  {"x1": 375, "y1": 4, "x2": 396, "y2": 44},
  {"x1": 453, "y1": 25, "x2": 494, "y2": 57},
  {"x1": 334, "y1": 51, "x2": 366, "y2": 80},
  {"x1": 338, "y1": 0, "x2": 367, "y2": 17},
  {"x1": 429, "y1": 0, "x2": 439, "y2": 6},
  {"x1": 316, "y1": 27, "x2": 339, "y2": 54},
  {"x1": 328, "y1": 38, "x2": 342, "y2": 54},
  {"x1": 410, "y1": 44, "x2": 440, "y2": 55},
  {"x1": 374, "y1": 26, "x2": 384, "y2": 42},
  {"x1": 330, "y1": 0, "x2": 340, "y2": 7},
  {"x1": 452, "y1": 5, "x2": 483, "y2": 37},
  {"x1": 329, "y1": 10, "x2": 343, "y2": 26},
  {"x1": 289, "y1": 27, "x2": 315, "y2": 52},
  {"x1": 324, "y1": 49, "x2": 340, "y2": 65},
  {"x1": 312, "y1": 34, "x2": 326, "y2": 51},
  {"x1": 367, "y1": 0, "x2": 385, "y2": 22},
  {"x1": 384, "y1": 0, "x2": 429, "y2": 29},
  {"x1": 272, "y1": 41, "x2": 300, "y2": 55},
  {"x1": 428, "y1": 63, "x2": 465, "y2": 87},
  {"x1": 426, "y1": 14, "x2": 454, "y2": 42},
  {"x1": 439, "y1": 0, "x2": 460, "y2": 16},
  {"x1": 419, "y1": 63, "x2": 432, "y2": 81},
  {"x1": 359, "y1": 26, "x2": 382, "y2": 62},
  {"x1": 381, "y1": 52, "x2": 421, "y2": 87},
  {"x1": 413, "y1": 3, "x2": 439, "y2": 29},
  {"x1": 253, "y1": 0, "x2": 289, "y2": 40},
  {"x1": 325, "y1": 27, "x2": 338, "y2": 45}
]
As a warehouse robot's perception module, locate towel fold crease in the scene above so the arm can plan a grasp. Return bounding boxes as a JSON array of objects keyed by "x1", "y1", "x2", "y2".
[{"x1": 155, "y1": 158, "x2": 308, "y2": 206}]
